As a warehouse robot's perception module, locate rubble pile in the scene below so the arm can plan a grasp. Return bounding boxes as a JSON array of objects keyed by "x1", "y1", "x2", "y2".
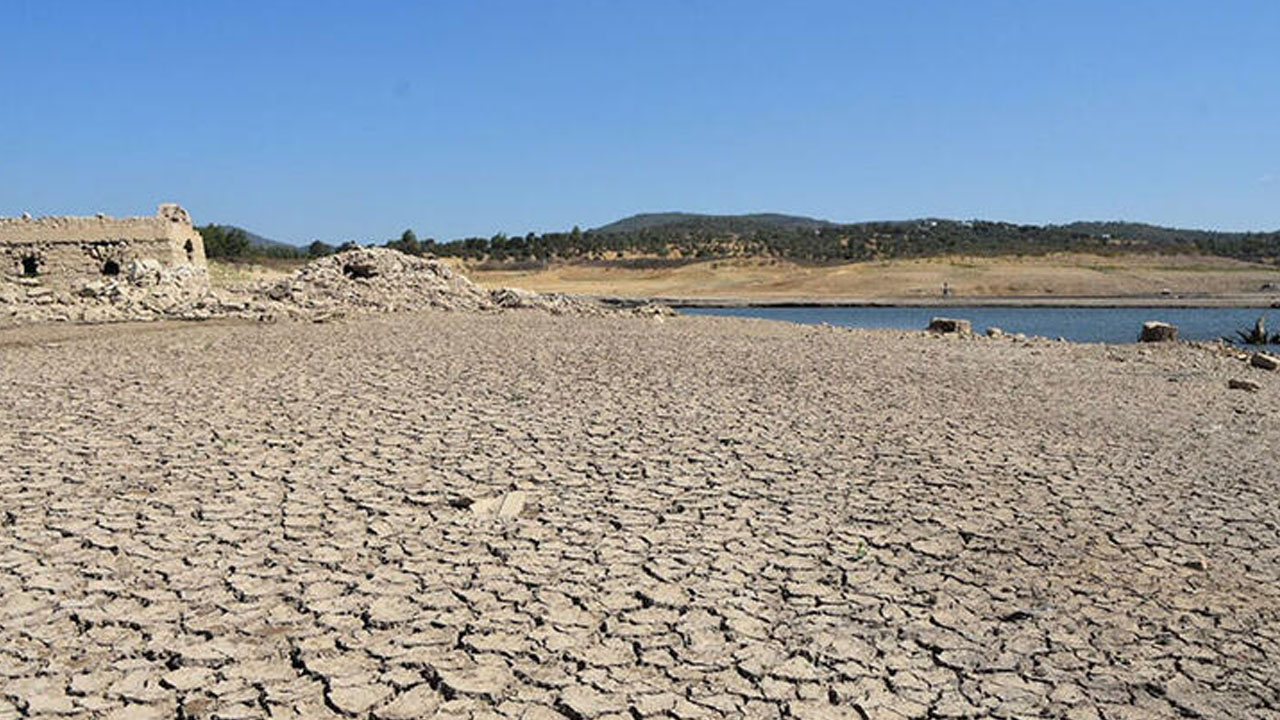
[
  {"x1": 490, "y1": 286, "x2": 614, "y2": 315},
  {"x1": 1, "y1": 248, "x2": 674, "y2": 326},
  {"x1": 249, "y1": 249, "x2": 672, "y2": 320},
  {"x1": 255, "y1": 248, "x2": 494, "y2": 315},
  {"x1": 0, "y1": 260, "x2": 233, "y2": 325}
]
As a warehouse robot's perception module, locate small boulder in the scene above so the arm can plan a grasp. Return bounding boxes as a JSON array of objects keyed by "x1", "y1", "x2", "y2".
[
  {"x1": 469, "y1": 490, "x2": 531, "y2": 520},
  {"x1": 1251, "y1": 352, "x2": 1280, "y2": 371},
  {"x1": 127, "y1": 259, "x2": 164, "y2": 287},
  {"x1": 985, "y1": 327, "x2": 1004, "y2": 338},
  {"x1": 1138, "y1": 321, "x2": 1177, "y2": 343},
  {"x1": 1182, "y1": 556, "x2": 1208, "y2": 571},
  {"x1": 498, "y1": 490, "x2": 528, "y2": 519},
  {"x1": 79, "y1": 280, "x2": 108, "y2": 298},
  {"x1": 928, "y1": 317, "x2": 971, "y2": 335},
  {"x1": 489, "y1": 287, "x2": 542, "y2": 309},
  {"x1": 1228, "y1": 378, "x2": 1261, "y2": 392},
  {"x1": 633, "y1": 303, "x2": 676, "y2": 319}
]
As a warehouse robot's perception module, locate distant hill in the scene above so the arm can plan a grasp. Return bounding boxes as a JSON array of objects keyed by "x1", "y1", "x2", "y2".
[
  {"x1": 218, "y1": 225, "x2": 297, "y2": 251},
  {"x1": 593, "y1": 212, "x2": 832, "y2": 234},
  {"x1": 196, "y1": 223, "x2": 306, "y2": 260}
]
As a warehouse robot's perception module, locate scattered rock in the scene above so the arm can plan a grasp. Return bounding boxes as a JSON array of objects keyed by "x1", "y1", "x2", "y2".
[
  {"x1": 1250, "y1": 352, "x2": 1280, "y2": 371},
  {"x1": 1138, "y1": 321, "x2": 1178, "y2": 342},
  {"x1": 1228, "y1": 378, "x2": 1262, "y2": 392},
  {"x1": 469, "y1": 490, "x2": 531, "y2": 520},
  {"x1": 490, "y1": 286, "x2": 602, "y2": 315},
  {"x1": 986, "y1": 326, "x2": 1004, "y2": 338},
  {"x1": 928, "y1": 317, "x2": 971, "y2": 334},
  {"x1": 633, "y1": 303, "x2": 677, "y2": 319}
]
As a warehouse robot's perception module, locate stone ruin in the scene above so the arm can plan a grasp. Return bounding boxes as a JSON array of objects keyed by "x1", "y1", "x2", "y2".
[
  {"x1": 0, "y1": 222, "x2": 674, "y2": 326},
  {"x1": 0, "y1": 203, "x2": 206, "y2": 286}
]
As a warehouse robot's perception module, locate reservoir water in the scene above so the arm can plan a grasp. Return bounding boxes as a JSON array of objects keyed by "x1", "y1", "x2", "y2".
[{"x1": 680, "y1": 305, "x2": 1280, "y2": 344}]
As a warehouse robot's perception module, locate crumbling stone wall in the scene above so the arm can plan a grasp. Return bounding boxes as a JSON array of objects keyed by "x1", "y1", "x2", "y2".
[{"x1": 0, "y1": 203, "x2": 206, "y2": 287}]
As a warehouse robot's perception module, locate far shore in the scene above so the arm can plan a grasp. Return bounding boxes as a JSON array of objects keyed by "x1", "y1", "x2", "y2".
[
  {"x1": 606, "y1": 293, "x2": 1280, "y2": 309},
  {"x1": 457, "y1": 252, "x2": 1280, "y2": 308}
]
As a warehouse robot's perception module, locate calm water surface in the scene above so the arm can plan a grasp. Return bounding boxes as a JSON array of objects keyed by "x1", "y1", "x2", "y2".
[{"x1": 681, "y1": 306, "x2": 1280, "y2": 344}]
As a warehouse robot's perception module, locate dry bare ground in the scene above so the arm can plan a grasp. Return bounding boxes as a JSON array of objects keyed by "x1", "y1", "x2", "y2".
[
  {"x1": 462, "y1": 253, "x2": 1280, "y2": 302},
  {"x1": 1, "y1": 313, "x2": 1278, "y2": 718}
]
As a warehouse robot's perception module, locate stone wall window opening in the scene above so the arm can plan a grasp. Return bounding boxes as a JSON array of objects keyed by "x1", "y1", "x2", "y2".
[
  {"x1": 102, "y1": 259, "x2": 121, "y2": 276},
  {"x1": 20, "y1": 256, "x2": 39, "y2": 277},
  {"x1": 184, "y1": 239, "x2": 194, "y2": 262}
]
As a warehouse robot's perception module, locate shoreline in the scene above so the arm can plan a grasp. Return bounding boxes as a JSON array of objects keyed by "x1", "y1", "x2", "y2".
[{"x1": 599, "y1": 292, "x2": 1280, "y2": 309}]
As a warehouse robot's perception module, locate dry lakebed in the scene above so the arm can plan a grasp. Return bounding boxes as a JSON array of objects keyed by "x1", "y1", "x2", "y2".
[{"x1": 0, "y1": 312, "x2": 1277, "y2": 719}]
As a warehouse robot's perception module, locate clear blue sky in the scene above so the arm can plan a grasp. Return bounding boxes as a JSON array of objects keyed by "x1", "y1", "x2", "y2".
[{"x1": 3, "y1": 1, "x2": 1277, "y2": 243}]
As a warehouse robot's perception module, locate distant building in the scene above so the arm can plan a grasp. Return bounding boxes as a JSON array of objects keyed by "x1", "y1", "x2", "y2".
[{"x1": 0, "y1": 204, "x2": 206, "y2": 285}]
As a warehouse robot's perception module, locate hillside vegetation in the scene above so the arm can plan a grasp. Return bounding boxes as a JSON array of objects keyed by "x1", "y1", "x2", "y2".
[
  {"x1": 431, "y1": 213, "x2": 1280, "y2": 266},
  {"x1": 197, "y1": 213, "x2": 1280, "y2": 276},
  {"x1": 593, "y1": 212, "x2": 832, "y2": 234}
]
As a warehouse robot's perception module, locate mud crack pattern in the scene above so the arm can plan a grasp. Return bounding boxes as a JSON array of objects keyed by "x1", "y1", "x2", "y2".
[{"x1": 0, "y1": 314, "x2": 1277, "y2": 719}]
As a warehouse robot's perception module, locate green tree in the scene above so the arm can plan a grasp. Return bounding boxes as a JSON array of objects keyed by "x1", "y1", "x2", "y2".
[
  {"x1": 197, "y1": 224, "x2": 251, "y2": 259},
  {"x1": 307, "y1": 240, "x2": 334, "y2": 257},
  {"x1": 386, "y1": 228, "x2": 422, "y2": 255}
]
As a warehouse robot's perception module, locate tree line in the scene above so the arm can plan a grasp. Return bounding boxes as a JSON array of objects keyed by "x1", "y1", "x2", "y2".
[
  {"x1": 427, "y1": 219, "x2": 1280, "y2": 265},
  {"x1": 199, "y1": 219, "x2": 1280, "y2": 265}
]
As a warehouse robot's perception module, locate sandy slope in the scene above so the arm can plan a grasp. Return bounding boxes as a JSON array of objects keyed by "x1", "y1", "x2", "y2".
[
  {"x1": 0, "y1": 313, "x2": 1277, "y2": 718},
  {"x1": 461, "y1": 253, "x2": 1280, "y2": 303}
]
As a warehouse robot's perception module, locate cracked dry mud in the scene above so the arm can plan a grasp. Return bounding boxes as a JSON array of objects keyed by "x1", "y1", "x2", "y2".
[{"x1": 1, "y1": 313, "x2": 1277, "y2": 719}]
